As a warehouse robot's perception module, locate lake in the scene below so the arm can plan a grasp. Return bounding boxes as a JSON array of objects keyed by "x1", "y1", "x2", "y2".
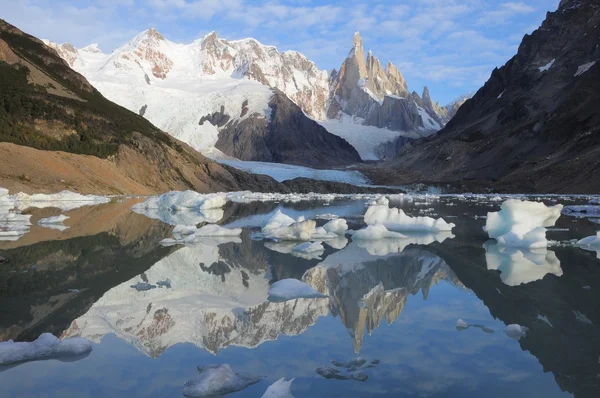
[{"x1": 1, "y1": 194, "x2": 599, "y2": 397}]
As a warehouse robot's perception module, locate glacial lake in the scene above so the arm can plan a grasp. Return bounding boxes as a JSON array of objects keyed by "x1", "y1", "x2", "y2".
[{"x1": 1, "y1": 194, "x2": 599, "y2": 397}]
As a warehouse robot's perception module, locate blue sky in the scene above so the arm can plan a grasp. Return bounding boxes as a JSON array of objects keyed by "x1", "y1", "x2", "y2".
[{"x1": 3, "y1": 0, "x2": 559, "y2": 104}]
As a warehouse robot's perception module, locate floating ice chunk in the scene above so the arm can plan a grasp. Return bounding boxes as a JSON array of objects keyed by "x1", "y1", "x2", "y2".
[
  {"x1": 484, "y1": 200, "x2": 563, "y2": 248},
  {"x1": 504, "y1": 324, "x2": 528, "y2": 340},
  {"x1": 1, "y1": 190, "x2": 110, "y2": 211},
  {"x1": 173, "y1": 225, "x2": 198, "y2": 236},
  {"x1": 268, "y1": 279, "x2": 328, "y2": 302},
  {"x1": 323, "y1": 218, "x2": 348, "y2": 236},
  {"x1": 266, "y1": 219, "x2": 317, "y2": 241},
  {"x1": 484, "y1": 242, "x2": 563, "y2": 286},
  {"x1": 182, "y1": 364, "x2": 261, "y2": 397},
  {"x1": 577, "y1": 232, "x2": 600, "y2": 246},
  {"x1": 195, "y1": 224, "x2": 242, "y2": 237},
  {"x1": 352, "y1": 224, "x2": 408, "y2": 240},
  {"x1": 0, "y1": 333, "x2": 92, "y2": 366},
  {"x1": 456, "y1": 319, "x2": 469, "y2": 329},
  {"x1": 364, "y1": 200, "x2": 455, "y2": 232},
  {"x1": 261, "y1": 378, "x2": 295, "y2": 398},
  {"x1": 354, "y1": 232, "x2": 454, "y2": 256},
  {"x1": 316, "y1": 213, "x2": 339, "y2": 220},
  {"x1": 132, "y1": 191, "x2": 225, "y2": 225}
]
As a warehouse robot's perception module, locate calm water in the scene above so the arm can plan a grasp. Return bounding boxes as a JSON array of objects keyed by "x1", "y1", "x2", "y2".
[{"x1": 1, "y1": 195, "x2": 599, "y2": 397}]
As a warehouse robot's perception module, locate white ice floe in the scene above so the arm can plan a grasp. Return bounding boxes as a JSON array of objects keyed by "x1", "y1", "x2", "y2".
[
  {"x1": 456, "y1": 319, "x2": 469, "y2": 329},
  {"x1": 161, "y1": 224, "x2": 241, "y2": 245},
  {"x1": 504, "y1": 324, "x2": 528, "y2": 340},
  {"x1": 316, "y1": 213, "x2": 339, "y2": 220},
  {"x1": 0, "y1": 333, "x2": 92, "y2": 366},
  {"x1": 262, "y1": 378, "x2": 295, "y2": 398},
  {"x1": 38, "y1": 215, "x2": 69, "y2": 225},
  {"x1": 182, "y1": 364, "x2": 261, "y2": 397},
  {"x1": 484, "y1": 242, "x2": 563, "y2": 286},
  {"x1": 0, "y1": 190, "x2": 110, "y2": 211},
  {"x1": 132, "y1": 191, "x2": 226, "y2": 226},
  {"x1": 322, "y1": 219, "x2": 348, "y2": 236},
  {"x1": 268, "y1": 279, "x2": 328, "y2": 302},
  {"x1": 260, "y1": 211, "x2": 342, "y2": 241},
  {"x1": 484, "y1": 200, "x2": 563, "y2": 248},
  {"x1": 352, "y1": 224, "x2": 407, "y2": 240},
  {"x1": 577, "y1": 232, "x2": 600, "y2": 258},
  {"x1": 364, "y1": 197, "x2": 455, "y2": 232}
]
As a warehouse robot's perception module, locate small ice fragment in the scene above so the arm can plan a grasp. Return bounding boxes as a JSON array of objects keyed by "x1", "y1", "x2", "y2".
[
  {"x1": 261, "y1": 377, "x2": 295, "y2": 398},
  {"x1": 182, "y1": 364, "x2": 261, "y2": 397},
  {"x1": 504, "y1": 324, "x2": 529, "y2": 340},
  {"x1": 456, "y1": 319, "x2": 469, "y2": 329}
]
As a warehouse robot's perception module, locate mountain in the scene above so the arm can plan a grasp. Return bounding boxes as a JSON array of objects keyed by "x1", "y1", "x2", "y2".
[
  {"x1": 44, "y1": 29, "x2": 361, "y2": 167},
  {"x1": 372, "y1": 0, "x2": 600, "y2": 193},
  {"x1": 46, "y1": 30, "x2": 451, "y2": 163},
  {"x1": 327, "y1": 32, "x2": 447, "y2": 132},
  {"x1": 0, "y1": 19, "x2": 299, "y2": 194}
]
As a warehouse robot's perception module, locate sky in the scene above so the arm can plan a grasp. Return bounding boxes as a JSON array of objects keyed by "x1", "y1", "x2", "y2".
[{"x1": 2, "y1": 0, "x2": 560, "y2": 104}]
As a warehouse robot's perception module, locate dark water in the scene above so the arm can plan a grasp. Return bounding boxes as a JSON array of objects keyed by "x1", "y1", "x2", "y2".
[{"x1": 1, "y1": 195, "x2": 599, "y2": 397}]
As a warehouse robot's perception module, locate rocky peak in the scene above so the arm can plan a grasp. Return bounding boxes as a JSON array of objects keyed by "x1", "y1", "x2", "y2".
[
  {"x1": 81, "y1": 43, "x2": 101, "y2": 53},
  {"x1": 385, "y1": 61, "x2": 408, "y2": 95},
  {"x1": 422, "y1": 86, "x2": 433, "y2": 109},
  {"x1": 42, "y1": 40, "x2": 79, "y2": 67}
]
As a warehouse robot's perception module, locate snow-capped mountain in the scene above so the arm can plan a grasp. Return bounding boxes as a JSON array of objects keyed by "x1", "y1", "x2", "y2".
[
  {"x1": 45, "y1": 29, "x2": 451, "y2": 163},
  {"x1": 327, "y1": 32, "x2": 447, "y2": 133}
]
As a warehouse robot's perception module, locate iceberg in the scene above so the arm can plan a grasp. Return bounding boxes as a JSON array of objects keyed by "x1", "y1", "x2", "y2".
[
  {"x1": 484, "y1": 200, "x2": 563, "y2": 248},
  {"x1": 262, "y1": 378, "x2": 295, "y2": 398},
  {"x1": 268, "y1": 279, "x2": 328, "y2": 302},
  {"x1": 182, "y1": 364, "x2": 261, "y2": 397},
  {"x1": 352, "y1": 224, "x2": 407, "y2": 240},
  {"x1": 0, "y1": 189, "x2": 110, "y2": 211},
  {"x1": 0, "y1": 333, "x2": 92, "y2": 366},
  {"x1": 484, "y1": 242, "x2": 563, "y2": 286},
  {"x1": 132, "y1": 191, "x2": 225, "y2": 226},
  {"x1": 577, "y1": 232, "x2": 600, "y2": 258},
  {"x1": 504, "y1": 324, "x2": 528, "y2": 340},
  {"x1": 322, "y1": 219, "x2": 348, "y2": 236},
  {"x1": 364, "y1": 197, "x2": 455, "y2": 232}
]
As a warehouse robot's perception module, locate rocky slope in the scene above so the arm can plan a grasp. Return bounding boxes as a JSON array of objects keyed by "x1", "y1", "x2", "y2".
[
  {"x1": 0, "y1": 19, "x2": 306, "y2": 194},
  {"x1": 43, "y1": 29, "x2": 361, "y2": 166},
  {"x1": 374, "y1": 0, "x2": 600, "y2": 193}
]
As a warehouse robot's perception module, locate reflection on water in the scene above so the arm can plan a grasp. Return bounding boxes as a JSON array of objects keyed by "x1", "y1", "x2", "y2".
[{"x1": 1, "y1": 195, "x2": 599, "y2": 397}]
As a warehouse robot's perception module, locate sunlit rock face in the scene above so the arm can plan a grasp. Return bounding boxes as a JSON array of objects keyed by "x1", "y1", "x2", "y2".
[{"x1": 303, "y1": 244, "x2": 461, "y2": 352}]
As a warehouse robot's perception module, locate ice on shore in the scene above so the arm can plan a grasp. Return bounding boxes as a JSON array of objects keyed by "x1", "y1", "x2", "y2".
[
  {"x1": 352, "y1": 224, "x2": 407, "y2": 240},
  {"x1": 484, "y1": 242, "x2": 563, "y2": 286},
  {"x1": 182, "y1": 364, "x2": 261, "y2": 397},
  {"x1": 484, "y1": 200, "x2": 563, "y2": 248},
  {"x1": 0, "y1": 333, "x2": 92, "y2": 366},
  {"x1": 262, "y1": 378, "x2": 295, "y2": 398},
  {"x1": 364, "y1": 197, "x2": 455, "y2": 232},
  {"x1": 268, "y1": 279, "x2": 328, "y2": 302}
]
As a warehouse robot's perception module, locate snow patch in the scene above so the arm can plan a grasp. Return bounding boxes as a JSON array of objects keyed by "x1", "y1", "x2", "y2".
[
  {"x1": 538, "y1": 59, "x2": 555, "y2": 72},
  {"x1": 574, "y1": 61, "x2": 597, "y2": 77}
]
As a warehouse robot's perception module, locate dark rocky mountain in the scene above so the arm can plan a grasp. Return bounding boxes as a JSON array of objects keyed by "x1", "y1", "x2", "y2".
[
  {"x1": 214, "y1": 90, "x2": 362, "y2": 167},
  {"x1": 372, "y1": 0, "x2": 600, "y2": 193}
]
